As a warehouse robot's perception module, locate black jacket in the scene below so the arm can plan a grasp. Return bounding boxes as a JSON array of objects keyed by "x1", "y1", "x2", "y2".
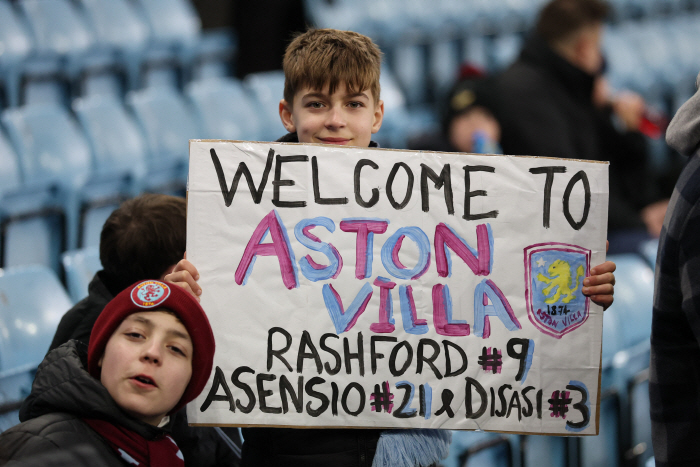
[
  {"x1": 46, "y1": 273, "x2": 240, "y2": 467},
  {"x1": 496, "y1": 35, "x2": 662, "y2": 231},
  {"x1": 0, "y1": 341, "x2": 166, "y2": 466}
]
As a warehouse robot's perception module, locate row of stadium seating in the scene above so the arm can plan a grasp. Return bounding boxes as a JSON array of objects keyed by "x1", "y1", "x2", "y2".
[{"x1": 0, "y1": 247, "x2": 657, "y2": 467}]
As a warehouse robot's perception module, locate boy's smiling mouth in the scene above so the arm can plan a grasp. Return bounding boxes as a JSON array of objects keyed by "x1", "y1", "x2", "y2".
[{"x1": 317, "y1": 137, "x2": 351, "y2": 145}]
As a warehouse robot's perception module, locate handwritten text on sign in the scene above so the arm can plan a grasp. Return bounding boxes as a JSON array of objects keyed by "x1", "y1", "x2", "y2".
[{"x1": 186, "y1": 141, "x2": 608, "y2": 435}]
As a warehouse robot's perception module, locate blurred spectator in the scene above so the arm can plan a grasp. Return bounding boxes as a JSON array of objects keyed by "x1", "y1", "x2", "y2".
[
  {"x1": 494, "y1": 0, "x2": 668, "y2": 253},
  {"x1": 409, "y1": 71, "x2": 502, "y2": 154},
  {"x1": 650, "y1": 70, "x2": 700, "y2": 467}
]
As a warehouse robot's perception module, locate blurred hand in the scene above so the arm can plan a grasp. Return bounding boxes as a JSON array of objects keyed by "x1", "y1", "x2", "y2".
[
  {"x1": 641, "y1": 199, "x2": 669, "y2": 238},
  {"x1": 163, "y1": 254, "x2": 202, "y2": 301},
  {"x1": 611, "y1": 91, "x2": 646, "y2": 131}
]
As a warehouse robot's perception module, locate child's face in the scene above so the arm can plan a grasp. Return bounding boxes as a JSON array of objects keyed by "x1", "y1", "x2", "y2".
[
  {"x1": 99, "y1": 311, "x2": 193, "y2": 426},
  {"x1": 279, "y1": 82, "x2": 384, "y2": 148}
]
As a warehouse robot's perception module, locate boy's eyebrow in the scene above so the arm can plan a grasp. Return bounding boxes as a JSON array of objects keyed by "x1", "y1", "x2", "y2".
[{"x1": 301, "y1": 91, "x2": 370, "y2": 100}]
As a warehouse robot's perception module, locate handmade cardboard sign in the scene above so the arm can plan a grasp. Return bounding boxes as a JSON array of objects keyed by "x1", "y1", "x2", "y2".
[{"x1": 186, "y1": 140, "x2": 609, "y2": 435}]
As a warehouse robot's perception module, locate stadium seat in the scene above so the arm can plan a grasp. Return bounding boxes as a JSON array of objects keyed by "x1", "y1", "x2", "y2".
[
  {"x1": 61, "y1": 247, "x2": 101, "y2": 303},
  {"x1": 127, "y1": 63, "x2": 201, "y2": 193},
  {"x1": 0, "y1": 265, "x2": 71, "y2": 433},
  {"x1": 19, "y1": 0, "x2": 95, "y2": 80},
  {"x1": 1, "y1": 99, "x2": 93, "y2": 272},
  {"x1": 243, "y1": 71, "x2": 286, "y2": 142},
  {"x1": 186, "y1": 76, "x2": 263, "y2": 141},
  {"x1": 0, "y1": 0, "x2": 34, "y2": 108},
  {"x1": 77, "y1": 0, "x2": 151, "y2": 90}
]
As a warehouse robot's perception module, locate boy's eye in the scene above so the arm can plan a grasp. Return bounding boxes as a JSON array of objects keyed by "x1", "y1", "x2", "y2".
[
  {"x1": 169, "y1": 345, "x2": 186, "y2": 357},
  {"x1": 306, "y1": 101, "x2": 325, "y2": 109},
  {"x1": 125, "y1": 332, "x2": 144, "y2": 339},
  {"x1": 347, "y1": 101, "x2": 364, "y2": 108}
]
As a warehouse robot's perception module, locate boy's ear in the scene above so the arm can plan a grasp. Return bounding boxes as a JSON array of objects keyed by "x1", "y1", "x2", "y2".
[
  {"x1": 279, "y1": 100, "x2": 297, "y2": 133},
  {"x1": 371, "y1": 100, "x2": 385, "y2": 134}
]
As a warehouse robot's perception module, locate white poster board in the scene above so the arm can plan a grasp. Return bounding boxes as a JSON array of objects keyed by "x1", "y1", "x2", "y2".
[{"x1": 186, "y1": 140, "x2": 608, "y2": 435}]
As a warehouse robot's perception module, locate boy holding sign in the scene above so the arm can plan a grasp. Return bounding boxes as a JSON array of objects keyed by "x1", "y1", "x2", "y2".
[{"x1": 168, "y1": 28, "x2": 616, "y2": 467}]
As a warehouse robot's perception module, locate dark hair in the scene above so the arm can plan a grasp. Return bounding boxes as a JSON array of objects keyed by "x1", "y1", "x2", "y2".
[
  {"x1": 100, "y1": 194, "x2": 186, "y2": 290},
  {"x1": 536, "y1": 0, "x2": 609, "y2": 44}
]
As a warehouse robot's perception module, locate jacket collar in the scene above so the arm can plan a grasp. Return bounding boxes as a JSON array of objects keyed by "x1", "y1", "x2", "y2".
[
  {"x1": 19, "y1": 340, "x2": 167, "y2": 440},
  {"x1": 519, "y1": 34, "x2": 596, "y2": 104}
]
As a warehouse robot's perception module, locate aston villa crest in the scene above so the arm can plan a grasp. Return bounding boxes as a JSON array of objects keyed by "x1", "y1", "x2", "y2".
[{"x1": 524, "y1": 243, "x2": 591, "y2": 338}]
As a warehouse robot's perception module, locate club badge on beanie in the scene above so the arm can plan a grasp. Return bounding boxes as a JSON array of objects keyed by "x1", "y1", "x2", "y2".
[{"x1": 88, "y1": 280, "x2": 215, "y2": 414}]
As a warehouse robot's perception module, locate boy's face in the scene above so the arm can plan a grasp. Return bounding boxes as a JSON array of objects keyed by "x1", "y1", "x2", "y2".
[
  {"x1": 99, "y1": 311, "x2": 193, "y2": 426},
  {"x1": 279, "y1": 82, "x2": 384, "y2": 148}
]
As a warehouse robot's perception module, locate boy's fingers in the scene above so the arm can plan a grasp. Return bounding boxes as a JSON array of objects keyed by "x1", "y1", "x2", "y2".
[
  {"x1": 583, "y1": 283, "x2": 614, "y2": 297},
  {"x1": 173, "y1": 259, "x2": 200, "y2": 281},
  {"x1": 164, "y1": 270, "x2": 202, "y2": 299},
  {"x1": 590, "y1": 295, "x2": 613, "y2": 311},
  {"x1": 589, "y1": 261, "x2": 616, "y2": 276},
  {"x1": 583, "y1": 272, "x2": 616, "y2": 287}
]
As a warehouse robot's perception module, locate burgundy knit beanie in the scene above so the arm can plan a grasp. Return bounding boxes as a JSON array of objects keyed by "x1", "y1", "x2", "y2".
[{"x1": 88, "y1": 280, "x2": 215, "y2": 414}]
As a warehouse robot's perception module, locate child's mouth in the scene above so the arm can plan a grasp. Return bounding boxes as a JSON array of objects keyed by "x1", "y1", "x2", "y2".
[{"x1": 132, "y1": 375, "x2": 157, "y2": 387}]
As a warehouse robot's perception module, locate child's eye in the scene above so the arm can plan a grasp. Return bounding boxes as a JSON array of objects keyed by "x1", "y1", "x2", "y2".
[
  {"x1": 169, "y1": 345, "x2": 186, "y2": 357},
  {"x1": 347, "y1": 101, "x2": 364, "y2": 109},
  {"x1": 125, "y1": 332, "x2": 144, "y2": 339},
  {"x1": 306, "y1": 101, "x2": 324, "y2": 109}
]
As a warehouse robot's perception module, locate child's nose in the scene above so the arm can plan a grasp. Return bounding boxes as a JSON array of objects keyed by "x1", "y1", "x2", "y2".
[
  {"x1": 325, "y1": 106, "x2": 346, "y2": 128},
  {"x1": 142, "y1": 342, "x2": 163, "y2": 364}
]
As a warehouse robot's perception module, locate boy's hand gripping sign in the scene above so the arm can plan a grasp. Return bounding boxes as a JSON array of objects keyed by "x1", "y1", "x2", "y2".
[{"x1": 187, "y1": 141, "x2": 608, "y2": 435}]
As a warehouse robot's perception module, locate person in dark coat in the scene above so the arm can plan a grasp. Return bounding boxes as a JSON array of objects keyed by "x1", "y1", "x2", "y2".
[
  {"x1": 46, "y1": 194, "x2": 236, "y2": 467},
  {"x1": 649, "y1": 71, "x2": 700, "y2": 467},
  {"x1": 0, "y1": 280, "x2": 216, "y2": 466},
  {"x1": 495, "y1": 0, "x2": 668, "y2": 254}
]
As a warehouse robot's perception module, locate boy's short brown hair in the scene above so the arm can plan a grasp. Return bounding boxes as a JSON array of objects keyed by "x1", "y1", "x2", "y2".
[
  {"x1": 536, "y1": 0, "x2": 609, "y2": 44},
  {"x1": 283, "y1": 28, "x2": 382, "y2": 106}
]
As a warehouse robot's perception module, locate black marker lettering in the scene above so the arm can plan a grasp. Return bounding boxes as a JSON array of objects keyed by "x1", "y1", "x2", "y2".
[
  {"x1": 232, "y1": 366, "x2": 256, "y2": 413},
  {"x1": 257, "y1": 373, "x2": 282, "y2": 414},
  {"x1": 420, "y1": 163, "x2": 454, "y2": 215},
  {"x1": 563, "y1": 170, "x2": 591, "y2": 230},
  {"x1": 529, "y1": 166, "x2": 566, "y2": 228},
  {"x1": 297, "y1": 330, "x2": 323, "y2": 374},
  {"x1": 354, "y1": 159, "x2": 379, "y2": 207},
  {"x1": 417, "y1": 339, "x2": 443, "y2": 379},
  {"x1": 267, "y1": 327, "x2": 293, "y2": 372},
  {"x1": 200, "y1": 366, "x2": 235, "y2": 412},
  {"x1": 272, "y1": 155, "x2": 307, "y2": 208},
  {"x1": 463, "y1": 165, "x2": 498, "y2": 220},
  {"x1": 279, "y1": 375, "x2": 303, "y2": 413},
  {"x1": 210, "y1": 148, "x2": 274, "y2": 206},
  {"x1": 312, "y1": 156, "x2": 348, "y2": 205},
  {"x1": 371, "y1": 336, "x2": 397, "y2": 374},
  {"x1": 386, "y1": 162, "x2": 414, "y2": 210}
]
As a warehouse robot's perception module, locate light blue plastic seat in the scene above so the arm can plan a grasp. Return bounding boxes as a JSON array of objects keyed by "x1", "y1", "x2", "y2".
[
  {"x1": 0, "y1": 0, "x2": 34, "y2": 108},
  {"x1": 78, "y1": 0, "x2": 151, "y2": 90},
  {"x1": 243, "y1": 71, "x2": 286, "y2": 142},
  {"x1": 72, "y1": 59, "x2": 148, "y2": 246},
  {"x1": 61, "y1": 246, "x2": 101, "y2": 303},
  {"x1": 127, "y1": 80, "x2": 201, "y2": 193},
  {"x1": 1, "y1": 102, "x2": 93, "y2": 272},
  {"x1": 186, "y1": 76, "x2": 263, "y2": 141},
  {"x1": 19, "y1": 0, "x2": 95, "y2": 80},
  {"x1": 0, "y1": 265, "x2": 71, "y2": 432}
]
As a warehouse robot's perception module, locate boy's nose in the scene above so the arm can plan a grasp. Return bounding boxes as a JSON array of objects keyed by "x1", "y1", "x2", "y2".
[
  {"x1": 325, "y1": 106, "x2": 346, "y2": 128},
  {"x1": 142, "y1": 343, "x2": 163, "y2": 364}
]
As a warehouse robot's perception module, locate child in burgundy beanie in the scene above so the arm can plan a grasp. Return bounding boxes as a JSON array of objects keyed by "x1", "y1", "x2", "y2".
[{"x1": 0, "y1": 280, "x2": 215, "y2": 467}]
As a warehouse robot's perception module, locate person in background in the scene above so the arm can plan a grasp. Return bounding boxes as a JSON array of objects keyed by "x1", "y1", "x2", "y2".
[
  {"x1": 0, "y1": 280, "x2": 215, "y2": 467},
  {"x1": 47, "y1": 194, "x2": 238, "y2": 467},
  {"x1": 649, "y1": 71, "x2": 700, "y2": 467},
  {"x1": 408, "y1": 69, "x2": 501, "y2": 154},
  {"x1": 495, "y1": 0, "x2": 668, "y2": 254}
]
